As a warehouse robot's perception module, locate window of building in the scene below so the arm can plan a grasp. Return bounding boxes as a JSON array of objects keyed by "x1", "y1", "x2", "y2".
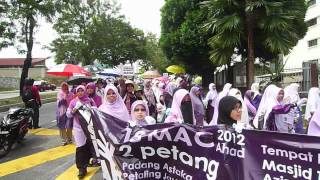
[
  {"x1": 306, "y1": 18, "x2": 317, "y2": 27},
  {"x1": 308, "y1": 39, "x2": 318, "y2": 47},
  {"x1": 307, "y1": 0, "x2": 316, "y2": 7}
]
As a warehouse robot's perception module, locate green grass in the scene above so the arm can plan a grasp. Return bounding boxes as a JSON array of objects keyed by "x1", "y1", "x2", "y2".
[
  {"x1": 0, "y1": 87, "x2": 17, "y2": 92},
  {"x1": 0, "y1": 92, "x2": 57, "y2": 106}
]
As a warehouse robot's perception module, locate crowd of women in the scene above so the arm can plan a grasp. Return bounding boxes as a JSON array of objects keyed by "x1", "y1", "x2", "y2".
[{"x1": 55, "y1": 76, "x2": 320, "y2": 178}]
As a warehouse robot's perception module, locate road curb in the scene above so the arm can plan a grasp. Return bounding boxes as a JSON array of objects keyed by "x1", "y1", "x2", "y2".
[{"x1": 0, "y1": 98, "x2": 56, "y2": 112}]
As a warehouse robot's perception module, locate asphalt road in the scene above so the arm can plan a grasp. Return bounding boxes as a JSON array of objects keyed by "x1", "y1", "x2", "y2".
[{"x1": 0, "y1": 102, "x2": 103, "y2": 180}]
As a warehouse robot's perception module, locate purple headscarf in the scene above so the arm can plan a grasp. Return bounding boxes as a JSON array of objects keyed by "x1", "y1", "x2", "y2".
[
  {"x1": 130, "y1": 100, "x2": 150, "y2": 126},
  {"x1": 57, "y1": 82, "x2": 73, "y2": 104},
  {"x1": 75, "y1": 85, "x2": 91, "y2": 104},
  {"x1": 86, "y1": 82, "x2": 102, "y2": 107},
  {"x1": 99, "y1": 85, "x2": 130, "y2": 121},
  {"x1": 244, "y1": 90, "x2": 257, "y2": 116},
  {"x1": 190, "y1": 86, "x2": 205, "y2": 116}
]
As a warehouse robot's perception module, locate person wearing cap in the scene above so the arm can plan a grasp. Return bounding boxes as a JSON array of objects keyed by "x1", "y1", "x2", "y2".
[
  {"x1": 122, "y1": 80, "x2": 137, "y2": 114},
  {"x1": 135, "y1": 85, "x2": 148, "y2": 104}
]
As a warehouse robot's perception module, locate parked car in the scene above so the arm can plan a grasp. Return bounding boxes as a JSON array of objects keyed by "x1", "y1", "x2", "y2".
[{"x1": 33, "y1": 80, "x2": 56, "y2": 92}]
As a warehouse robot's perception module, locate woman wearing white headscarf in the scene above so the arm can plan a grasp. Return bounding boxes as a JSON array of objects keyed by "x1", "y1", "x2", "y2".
[
  {"x1": 228, "y1": 88, "x2": 249, "y2": 126},
  {"x1": 305, "y1": 87, "x2": 320, "y2": 122},
  {"x1": 253, "y1": 84, "x2": 296, "y2": 133},
  {"x1": 209, "y1": 83, "x2": 232, "y2": 126},
  {"x1": 284, "y1": 83, "x2": 306, "y2": 133},
  {"x1": 307, "y1": 106, "x2": 320, "y2": 136},
  {"x1": 204, "y1": 83, "x2": 218, "y2": 122},
  {"x1": 99, "y1": 85, "x2": 130, "y2": 122},
  {"x1": 165, "y1": 89, "x2": 196, "y2": 125}
]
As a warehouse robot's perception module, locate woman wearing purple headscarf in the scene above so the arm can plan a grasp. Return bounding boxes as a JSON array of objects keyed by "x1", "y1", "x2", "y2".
[
  {"x1": 190, "y1": 86, "x2": 205, "y2": 126},
  {"x1": 86, "y1": 82, "x2": 102, "y2": 107},
  {"x1": 165, "y1": 89, "x2": 196, "y2": 125},
  {"x1": 130, "y1": 100, "x2": 156, "y2": 126},
  {"x1": 244, "y1": 90, "x2": 257, "y2": 126},
  {"x1": 56, "y1": 82, "x2": 74, "y2": 145},
  {"x1": 99, "y1": 85, "x2": 130, "y2": 122},
  {"x1": 67, "y1": 85, "x2": 96, "y2": 178}
]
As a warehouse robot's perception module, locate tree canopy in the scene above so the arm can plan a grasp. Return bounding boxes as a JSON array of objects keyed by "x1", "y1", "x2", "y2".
[
  {"x1": 51, "y1": 0, "x2": 160, "y2": 68},
  {"x1": 202, "y1": 0, "x2": 307, "y2": 86},
  {"x1": 160, "y1": 0, "x2": 216, "y2": 84}
]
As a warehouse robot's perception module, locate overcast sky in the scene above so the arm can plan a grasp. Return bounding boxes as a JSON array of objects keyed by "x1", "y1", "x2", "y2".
[{"x1": 0, "y1": 0, "x2": 164, "y2": 67}]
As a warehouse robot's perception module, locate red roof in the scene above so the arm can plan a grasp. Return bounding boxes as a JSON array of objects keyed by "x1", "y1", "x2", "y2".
[{"x1": 0, "y1": 57, "x2": 48, "y2": 67}]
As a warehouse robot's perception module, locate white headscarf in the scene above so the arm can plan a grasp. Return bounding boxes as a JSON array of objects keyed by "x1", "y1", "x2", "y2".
[
  {"x1": 205, "y1": 83, "x2": 218, "y2": 107},
  {"x1": 305, "y1": 87, "x2": 320, "y2": 121},
  {"x1": 99, "y1": 85, "x2": 130, "y2": 121},
  {"x1": 228, "y1": 88, "x2": 249, "y2": 126},
  {"x1": 165, "y1": 89, "x2": 195, "y2": 124},
  {"x1": 284, "y1": 83, "x2": 300, "y2": 104},
  {"x1": 209, "y1": 83, "x2": 232, "y2": 126},
  {"x1": 251, "y1": 82, "x2": 260, "y2": 99},
  {"x1": 253, "y1": 84, "x2": 282, "y2": 128}
]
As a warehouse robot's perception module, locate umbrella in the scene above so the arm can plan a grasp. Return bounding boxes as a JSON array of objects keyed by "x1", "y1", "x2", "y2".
[
  {"x1": 47, "y1": 64, "x2": 91, "y2": 77},
  {"x1": 66, "y1": 76, "x2": 95, "y2": 85},
  {"x1": 166, "y1": 65, "x2": 185, "y2": 74},
  {"x1": 96, "y1": 68, "x2": 120, "y2": 77},
  {"x1": 142, "y1": 70, "x2": 161, "y2": 79}
]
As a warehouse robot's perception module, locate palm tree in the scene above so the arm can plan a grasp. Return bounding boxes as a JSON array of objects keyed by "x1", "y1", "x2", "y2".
[{"x1": 202, "y1": 0, "x2": 307, "y2": 88}]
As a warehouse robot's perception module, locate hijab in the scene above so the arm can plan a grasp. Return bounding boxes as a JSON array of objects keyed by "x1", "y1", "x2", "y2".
[
  {"x1": 244, "y1": 90, "x2": 257, "y2": 116},
  {"x1": 144, "y1": 80, "x2": 156, "y2": 106},
  {"x1": 190, "y1": 86, "x2": 205, "y2": 115},
  {"x1": 165, "y1": 82, "x2": 177, "y2": 96},
  {"x1": 99, "y1": 85, "x2": 130, "y2": 121},
  {"x1": 205, "y1": 83, "x2": 218, "y2": 107},
  {"x1": 218, "y1": 96, "x2": 241, "y2": 126},
  {"x1": 305, "y1": 87, "x2": 320, "y2": 121},
  {"x1": 57, "y1": 82, "x2": 73, "y2": 104},
  {"x1": 130, "y1": 100, "x2": 152, "y2": 126},
  {"x1": 253, "y1": 84, "x2": 282, "y2": 129},
  {"x1": 86, "y1": 82, "x2": 102, "y2": 107},
  {"x1": 307, "y1": 106, "x2": 320, "y2": 137},
  {"x1": 228, "y1": 88, "x2": 249, "y2": 125},
  {"x1": 251, "y1": 82, "x2": 260, "y2": 99},
  {"x1": 75, "y1": 85, "x2": 91, "y2": 104},
  {"x1": 209, "y1": 83, "x2": 232, "y2": 125},
  {"x1": 284, "y1": 83, "x2": 300, "y2": 104},
  {"x1": 165, "y1": 89, "x2": 195, "y2": 125}
]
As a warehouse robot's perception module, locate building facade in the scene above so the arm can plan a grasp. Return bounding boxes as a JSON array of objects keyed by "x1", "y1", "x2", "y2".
[{"x1": 284, "y1": 0, "x2": 320, "y2": 69}]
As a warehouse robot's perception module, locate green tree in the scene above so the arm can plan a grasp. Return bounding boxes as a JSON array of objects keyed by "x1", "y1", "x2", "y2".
[
  {"x1": 50, "y1": 0, "x2": 97, "y2": 65},
  {"x1": 202, "y1": 0, "x2": 307, "y2": 88},
  {"x1": 160, "y1": 0, "x2": 216, "y2": 86},
  {"x1": 138, "y1": 33, "x2": 169, "y2": 73},
  {"x1": 51, "y1": 1, "x2": 147, "y2": 67},
  {"x1": 87, "y1": 14, "x2": 147, "y2": 66},
  {"x1": 0, "y1": 1, "x2": 15, "y2": 49},
  {"x1": 7, "y1": 0, "x2": 64, "y2": 95}
]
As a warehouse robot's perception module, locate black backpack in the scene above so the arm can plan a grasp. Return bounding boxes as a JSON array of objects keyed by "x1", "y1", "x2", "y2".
[{"x1": 22, "y1": 87, "x2": 34, "y2": 102}]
